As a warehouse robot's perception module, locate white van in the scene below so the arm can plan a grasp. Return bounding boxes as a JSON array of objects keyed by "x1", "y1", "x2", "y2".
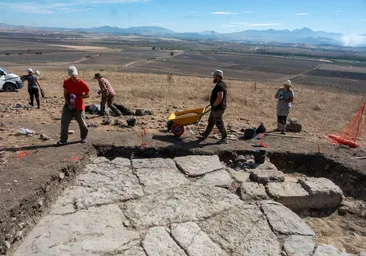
[{"x1": 0, "y1": 67, "x2": 23, "y2": 92}]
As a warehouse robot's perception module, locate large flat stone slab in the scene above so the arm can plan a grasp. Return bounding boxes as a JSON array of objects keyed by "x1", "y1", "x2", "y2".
[
  {"x1": 142, "y1": 227, "x2": 186, "y2": 256},
  {"x1": 238, "y1": 182, "x2": 268, "y2": 201},
  {"x1": 250, "y1": 169, "x2": 285, "y2": 185},
  {"x1": 171, "y1": 222, "x2": 229, "y2": 256},
  {"x1": 174, "y1": 155, "x2": 224, "y2": 176},
  {"x1": 135, "y1": 167, "x2": 189, "y2": 195},
  {"x1": 266, "y1": 182, "x2": 310, "y2": 211},
  {"x1": 14, "y1": 204, "x2": 140, "y2": 256},
  {"x1": 122, "y1": 184, "x2": 243, "y2": 228},
  {"x1": 260, "y1": 201, "x2": 315, "y2": 236},
  {"x1": 51, "y1": 158, "x2": 144, "y2": 214},
  {"x1": 195, "y1": 169, "x2": 234, "y2": 188},
  {"x1": 313, "y1": 244, "x2": 351, "y2": 256},
  {"x1": 228, "y1": 168, "x2": 250, "y2": 183},
  {"x1": 200, "y1": 204, "x2": 281, "y2": 256},
  {"x1": 283, "y1": 235, "x2": 316, "y2": 256},
  {"x1": 299, "y1": 178, "x2": 343, "y2": 209},
  {"x1": 132, "y1": 158, "x2": 176, "y2": 169}
]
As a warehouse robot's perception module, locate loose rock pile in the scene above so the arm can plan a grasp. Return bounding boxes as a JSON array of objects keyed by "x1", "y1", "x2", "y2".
[{"x1": 13, "y1": 155, "x2": 359, "y2": 256}]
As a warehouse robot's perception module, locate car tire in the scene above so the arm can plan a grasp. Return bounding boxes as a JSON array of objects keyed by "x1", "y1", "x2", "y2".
[{"x1": 3, "y1": 83, "x2": 15, "y2": 92}]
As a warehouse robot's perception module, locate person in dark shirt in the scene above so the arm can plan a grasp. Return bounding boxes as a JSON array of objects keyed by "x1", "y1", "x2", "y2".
[
  {"x1": 199, "y1": 69, "x2": 228, "y2": 144},
  {"x1": 22, "y1": 68, "x2": 42, "y2": 109}
]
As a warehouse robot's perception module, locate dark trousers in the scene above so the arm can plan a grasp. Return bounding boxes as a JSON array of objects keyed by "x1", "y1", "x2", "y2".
[
  {"x1": 203, "y1": 110, "x2": 227, "y2": 138},
  {"x1": 277, "y1": 116, "x2": 288, "y2": 131},
  {"x1": 60, "y1": 106, "x2": 88, "y2": 143},
  {"x1": 100, "y1": 94, "x2": 122, "y2": 116},
  {"x1": 28, "y1": 88, "x2": 40, "y2": 108}
]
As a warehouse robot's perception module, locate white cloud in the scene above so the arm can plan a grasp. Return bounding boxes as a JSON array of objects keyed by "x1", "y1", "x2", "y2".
[
  {"x1": 230, "y1": 22, "x2": 281, "y2": 27},
  {"x1": 210, "y1": 12, "x2": 239, "y2": 15},
  {"x1": 342, "y1": 34, "x2": 366, "y2": 46},
  {"x1": 295, "y1": 13, "x2": 308, "y2": 16}
]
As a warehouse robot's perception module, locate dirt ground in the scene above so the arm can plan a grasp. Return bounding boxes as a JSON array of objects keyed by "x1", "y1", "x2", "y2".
[{"x1": 1, "y1": 63, "x2": 366, "y2": 254}]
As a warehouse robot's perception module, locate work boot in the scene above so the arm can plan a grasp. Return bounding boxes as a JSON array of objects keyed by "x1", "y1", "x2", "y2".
[
  {"x1": 216, "y1": 137, "x2": 228, "y2": 144},
  {"x1": 197, "y1": 132, "x2": 208, "y2": 140}
]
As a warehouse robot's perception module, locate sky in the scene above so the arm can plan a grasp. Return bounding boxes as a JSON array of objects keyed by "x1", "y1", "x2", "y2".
[{"x1": 1, "y1": 0, "x2": 366, "y2": 35}]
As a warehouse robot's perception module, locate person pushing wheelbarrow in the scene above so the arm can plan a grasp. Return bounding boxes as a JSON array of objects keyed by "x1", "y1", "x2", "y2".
[{"x1": 198, "y1": 69, "x2": 228, "y2": 144}]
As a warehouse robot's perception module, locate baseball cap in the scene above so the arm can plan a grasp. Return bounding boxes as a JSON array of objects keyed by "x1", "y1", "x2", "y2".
[
  {"x1": 94, "y1": 73, "x2": 102, "y2": 79},
  {"x1": 283, "y1": 80, "x2": 292, "y2": 87},
  {"x1": 211, "y1": 69, "x2": 224, "y2": 78},
  {"x1": 68, "y1": 66, "x2": 78, "y2": 76}
]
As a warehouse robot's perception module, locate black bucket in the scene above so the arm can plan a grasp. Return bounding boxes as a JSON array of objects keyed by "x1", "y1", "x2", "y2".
[
  {"x1": 244, "y1": 128, "x2": 256, "y2": 139},
  {"x1": 253, "y1": 150, "x2": 266, "y2": 164},
  {"x1": 256, "y1": 123, "x2": 266, "y2": 134},
  {"x1": 126, "y1": 118, "x2": 136, "y2": 127}
]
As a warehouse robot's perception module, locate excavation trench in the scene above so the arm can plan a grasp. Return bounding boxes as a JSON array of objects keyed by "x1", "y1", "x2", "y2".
[
  {"x1": 95, "y1": 145, "x2": 366, "y2": 201},
  {"x1": 4, "y1": 145, "x2": 366, "y2": 255},
  {"x1": 94, "y1": 145, "x2": 366, "y2": 254}
]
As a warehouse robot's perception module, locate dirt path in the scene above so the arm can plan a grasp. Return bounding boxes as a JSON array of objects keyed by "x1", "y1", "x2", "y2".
[{"x1": 120, "y1": 50, "x2": 184, "y2": 69}]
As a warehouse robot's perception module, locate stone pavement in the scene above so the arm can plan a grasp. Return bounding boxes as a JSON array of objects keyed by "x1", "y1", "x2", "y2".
[{"x1": 14, "y1": 155, "x2": 353, "y2": 256}]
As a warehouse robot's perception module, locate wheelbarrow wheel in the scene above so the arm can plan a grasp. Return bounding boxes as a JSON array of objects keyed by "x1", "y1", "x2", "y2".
[{"x1": 171, "y1": 123, "x2": 184, "y2": 137}]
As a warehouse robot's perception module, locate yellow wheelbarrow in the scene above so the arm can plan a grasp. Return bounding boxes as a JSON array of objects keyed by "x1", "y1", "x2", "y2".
[{"x1": 167, "y1": 105, "x2": 211, "y2": 137}]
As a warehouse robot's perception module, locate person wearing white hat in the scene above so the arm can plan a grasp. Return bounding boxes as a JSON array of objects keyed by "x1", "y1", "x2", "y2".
[
  {"x1": 199, "y1": 69, "x2": 228, "y2": 144},
  {"x1": 21, "y1": 68, "x2": 42, "y2": 109},
  {"x1": 57, "y1": 66, "x2": 90, "y2": 145},
  {"x1": 275, "y1": 80, "x2": 294, "y2": 134}
]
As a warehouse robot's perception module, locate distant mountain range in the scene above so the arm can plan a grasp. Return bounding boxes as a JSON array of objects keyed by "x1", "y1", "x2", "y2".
[{"x1": 0, "y1": 23, "x2": 364, "y2": 47}]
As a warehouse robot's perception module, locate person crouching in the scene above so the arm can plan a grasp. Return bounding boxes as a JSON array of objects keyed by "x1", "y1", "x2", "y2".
[{"x1": 94, "y1": 73, "x2": 122, "y2": 116}]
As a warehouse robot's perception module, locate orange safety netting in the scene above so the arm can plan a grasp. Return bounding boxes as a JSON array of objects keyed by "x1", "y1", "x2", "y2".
[{"x1": 327, "y1": 102, "x2": 366, "y2": 148}]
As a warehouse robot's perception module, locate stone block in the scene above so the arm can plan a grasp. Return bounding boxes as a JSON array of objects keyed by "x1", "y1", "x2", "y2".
[
  {"x1": 123, "y1": 184, "x2": 243, "y2": 228},
  {"x1": 283, "y1": 235, "x2": 316, "y2": 256},
  {"x1": 299, "y1": 178, "x2": 343, "y2": 209},
  {"x1": 313, "y1": 244, "x2": 351, "y2": 256},
  {"x1": 250, "y1": 169, "x2": 285, "y2": 185},
  {"x1": 171, "y1": 222, "x2": 228, "y2": 256},
  {"x1": 260, "y1": 201, "x2": 315, "y2": 236},
  {"x1": 51, "y1": 159, "x2": 143, "y2": 214},
  {"x1": 228, "y1": 168, "x2": 250, "y2": 183},
  {"x1": 200, "y1": 204, "x2": 281, "y2": 255},
  {"x1": 132, "y1": 158, "x2": 176, "y2": 169},
  {"x1": 238, "y1": 182, "x2": 268, "y2": 201},
  {"x1": 266, "y1": 182, "x2": 310, "y2": 211},
  {"x1": 15, "y1": 205, "x2": 140, "y2": 256},
  {"x1": 195, "y1": 169, "x2": 234, "y2": 188},
  {"x1": 135, "y1": 167, "x2": 189, "y2": 195},
  {"x1": 174, "y1": 155, "x2": 224, "y2": 176},
  {"x1": 142, "y1": 227, "x2": 186, "y2": 256}
]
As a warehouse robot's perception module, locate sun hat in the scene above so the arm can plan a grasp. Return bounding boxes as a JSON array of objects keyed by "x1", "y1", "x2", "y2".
[
  {"x1": 68, "y1": 66, "x2": 78, "y2": 76},
  {"x1": 27, "y1": 68, "x2": 33, "y2": 74},
  {"x1": 211, "y1": 69, "x2": 224, "y2": 78},
  {"x1": 283, "y1": 80, "x2": 292, "y2": 87}
]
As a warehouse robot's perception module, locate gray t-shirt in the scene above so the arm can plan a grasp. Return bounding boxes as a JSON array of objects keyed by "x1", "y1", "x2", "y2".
[
  {"x1": 24, "y1": 74, "x2": 38, "y2": 90},
  {"x1": 277, "y1": 88, "x2": 294, "y2": 108}
]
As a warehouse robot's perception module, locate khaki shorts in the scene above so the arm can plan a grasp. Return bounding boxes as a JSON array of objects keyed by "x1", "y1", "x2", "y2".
[{"x1": 277, "y1": 107, "x2": 290, "y2": 116}]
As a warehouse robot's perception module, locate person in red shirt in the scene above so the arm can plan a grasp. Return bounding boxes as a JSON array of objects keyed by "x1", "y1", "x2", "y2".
[{"x1": 57, "y1": 66, "x2": 90, "y2": 145}]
